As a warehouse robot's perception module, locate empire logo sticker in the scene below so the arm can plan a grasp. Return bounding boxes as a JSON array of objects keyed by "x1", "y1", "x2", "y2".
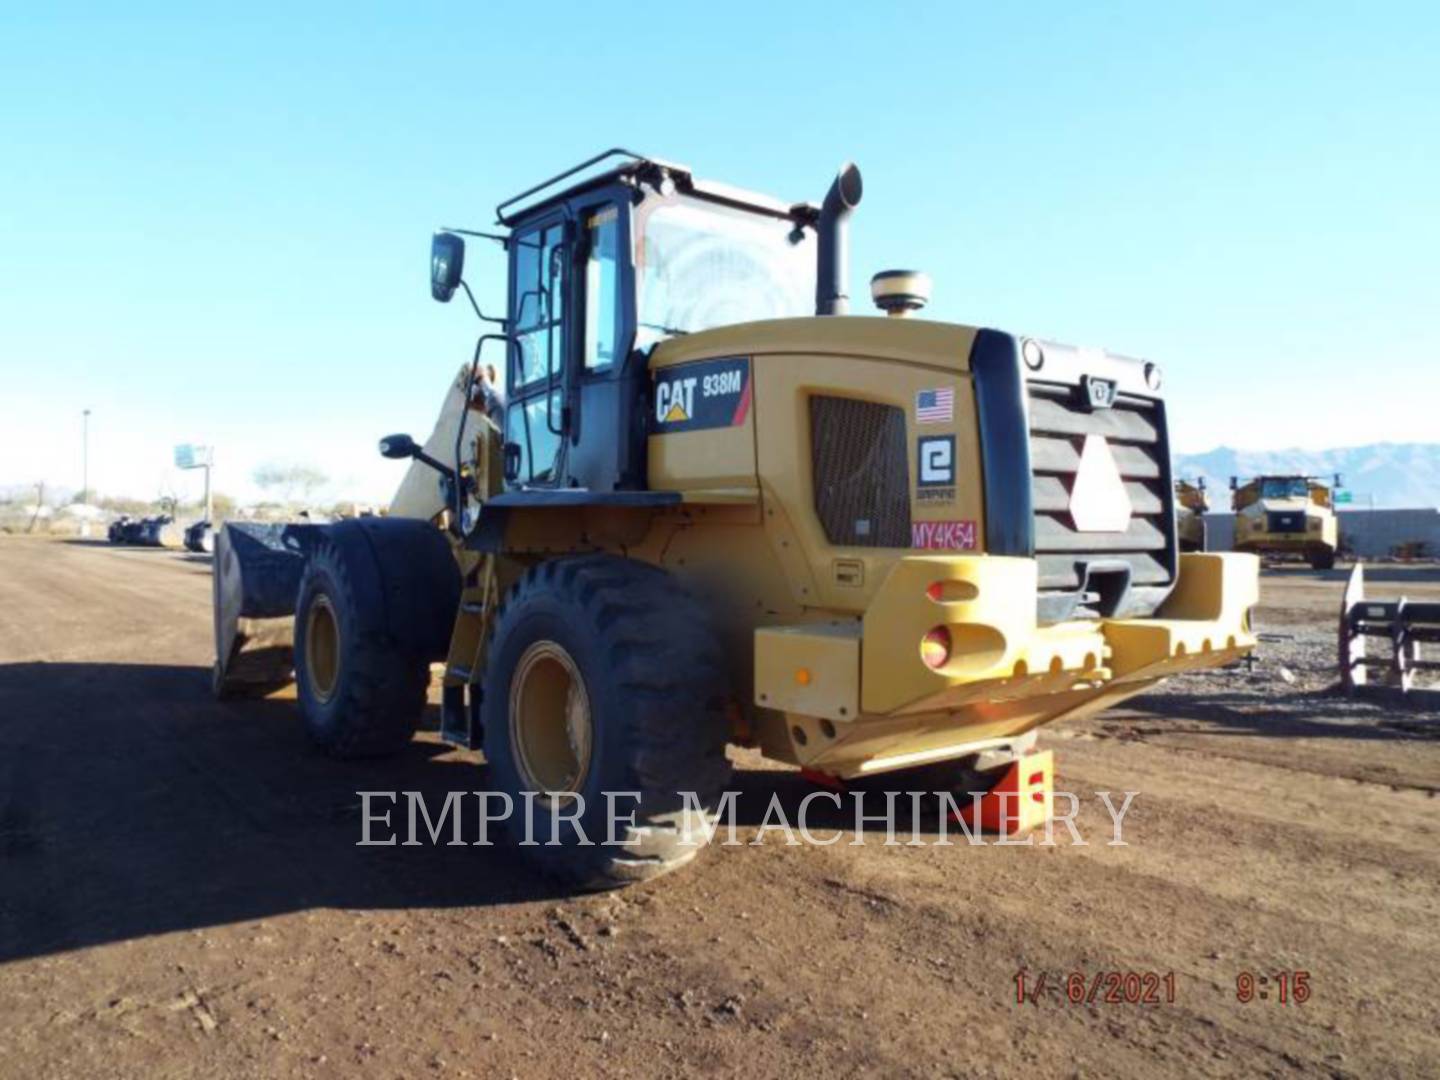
[
  {"x1": 917, "y1": 435, "x2": 955, "y2": 486},
  {"x1": 911, "y1": 520, "x2": 977, "y2": 550},
  {"x1": 653, "y1": 356, "x2": 751, "y2": 434}
]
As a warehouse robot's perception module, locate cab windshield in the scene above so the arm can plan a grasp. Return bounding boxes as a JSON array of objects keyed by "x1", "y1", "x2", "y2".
[
  {"x1": 635, "y1": 196, "x2": 815, "y2": 349},
  {"x1": 1261, "y1": 478, "x2": 1309, "y2": 499}
]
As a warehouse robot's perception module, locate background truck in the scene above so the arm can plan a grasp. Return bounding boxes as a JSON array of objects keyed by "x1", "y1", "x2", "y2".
[
  {"x1": 1230, "y1": 474, "x2": 1341, "y2": 570},
  {"x1": 1175, "y1": 478, "x2": 1209, "y2": 552},
  {"x1": 214, "y1": 150, "x2": 1258, "y2": 887}
]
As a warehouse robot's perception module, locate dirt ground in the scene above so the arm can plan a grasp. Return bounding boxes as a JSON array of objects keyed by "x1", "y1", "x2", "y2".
[{"x1": 1, "y1": 537, "x2": 1437, "y2": 1078}]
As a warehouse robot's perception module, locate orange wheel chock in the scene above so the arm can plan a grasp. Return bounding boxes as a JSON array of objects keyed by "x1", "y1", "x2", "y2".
[
  {"x1": 954, "y1": 750, "x2": 1054, "y2": 835},
  {"x1": 799, "y1": 767, "x2": 845, "y2": 790}
]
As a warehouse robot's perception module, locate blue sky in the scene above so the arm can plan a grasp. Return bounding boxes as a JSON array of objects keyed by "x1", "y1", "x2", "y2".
[{"x1": 2, "y1": 3, "x2": 1437, "y2": 504}]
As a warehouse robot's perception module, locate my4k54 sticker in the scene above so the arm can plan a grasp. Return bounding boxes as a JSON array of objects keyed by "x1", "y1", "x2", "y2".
[
  {"x1": 653, "y1": 356, "x2": 752, "y2": 433},
  {"x1": 912, "y1": 520, "x2": 977, "y2": 550}
]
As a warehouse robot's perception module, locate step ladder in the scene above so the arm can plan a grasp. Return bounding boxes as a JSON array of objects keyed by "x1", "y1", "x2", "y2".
[{"x1": 439, "y1": 556, "x2": 499, "y2": 747}]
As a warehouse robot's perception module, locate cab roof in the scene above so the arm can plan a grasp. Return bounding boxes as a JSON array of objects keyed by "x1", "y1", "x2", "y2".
[{"x1": 495, "y1": 147, "x2": 818, "y2": 228}]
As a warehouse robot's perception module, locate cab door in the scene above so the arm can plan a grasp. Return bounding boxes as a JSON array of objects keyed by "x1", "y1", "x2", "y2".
[
  {"x1": 565, "y1": 198, "x2": 645, "y2": 491},
  {"x1": 505, "y1": 214, "x2": 570, "y2": 486}
]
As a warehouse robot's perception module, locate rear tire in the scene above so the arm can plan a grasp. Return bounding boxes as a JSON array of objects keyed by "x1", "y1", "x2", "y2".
[
  {"x1": 481, "y1": 555, "x2": 732, "y2": 889},
  {"x1": 295, "y1": 538, "x2": 430, "y2": 758}
]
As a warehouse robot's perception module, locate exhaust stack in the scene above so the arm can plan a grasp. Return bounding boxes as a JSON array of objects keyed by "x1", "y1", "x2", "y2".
[{"x1": 815, "y1": 163, "x2": 863, "y2": 316}]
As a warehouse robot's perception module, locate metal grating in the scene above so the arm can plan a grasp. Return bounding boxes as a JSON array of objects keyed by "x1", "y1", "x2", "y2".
[
  {"x1": 1027, "y1": 382, "x2": 1177, "y2": 620},
  {"x1": 1266, "y1": 511, "x2": 1307, "y2": 534},
  {"x1": 810, "y1": 396, "x2": 911, "y2": 548}
]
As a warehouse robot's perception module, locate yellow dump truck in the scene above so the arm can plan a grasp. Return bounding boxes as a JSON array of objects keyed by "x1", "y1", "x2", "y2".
[
  {"x1": 1231, "y1": 474, "x2": 1340, "y2": 570},
  {"x1": 1175, "y1": 478, "x2": 1209, "y2": 552},
  {"x1": 214, "y1": 150, "x2": 1259, "y2": 886}
]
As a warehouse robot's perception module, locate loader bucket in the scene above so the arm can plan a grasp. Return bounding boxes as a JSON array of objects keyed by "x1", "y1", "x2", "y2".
[{"x1": 212, "y1": 522, "x2": 320, "y2": 698}]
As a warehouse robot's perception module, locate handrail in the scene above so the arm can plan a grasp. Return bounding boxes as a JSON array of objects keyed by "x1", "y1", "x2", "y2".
[{"x1": 495, "y1": 148, "x2": 650, "y2": 225}]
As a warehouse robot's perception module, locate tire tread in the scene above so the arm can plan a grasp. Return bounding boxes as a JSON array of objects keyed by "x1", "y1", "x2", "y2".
[{"x1": 483, "y1": 554, "x2": 732, "y2": 888}]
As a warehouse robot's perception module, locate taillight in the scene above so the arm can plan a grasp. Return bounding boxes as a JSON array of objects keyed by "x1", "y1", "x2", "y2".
[
  {"x1": 925, "y1": 580, "x2": 979, "y2": 603},
  {"x1": 921, "y1": 626, "x2": 951, "y2": 669}
]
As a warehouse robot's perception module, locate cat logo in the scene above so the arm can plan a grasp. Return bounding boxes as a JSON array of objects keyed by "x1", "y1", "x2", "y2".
[
  {"x1": 1080, "y1": 375, "x2": 1117, "y2": 411},
  {"x1": 652, "y1": 358, "x2": 752, "y2": 433},
  {"x1": 656, "y1": 376, "x2": 698, "y2": 425}
]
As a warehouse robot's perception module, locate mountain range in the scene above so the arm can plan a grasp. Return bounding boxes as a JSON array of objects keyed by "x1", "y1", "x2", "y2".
[{"x1": 1173, "y1": 443, "x2": 1440, "y2": 510}]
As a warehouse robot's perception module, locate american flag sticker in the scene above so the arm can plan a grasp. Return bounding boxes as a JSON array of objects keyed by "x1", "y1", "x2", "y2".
[{"x1": 916, "y1": 386, "x2": 954, "y2": 424}]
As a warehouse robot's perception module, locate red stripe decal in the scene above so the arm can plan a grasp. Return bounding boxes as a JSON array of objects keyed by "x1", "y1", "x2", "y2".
[{"x1": 731, "y1": 374, "x2": 753, "y2": 426}]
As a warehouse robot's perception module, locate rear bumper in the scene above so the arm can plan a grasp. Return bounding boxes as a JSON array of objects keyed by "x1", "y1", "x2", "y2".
[
  {"x1": 1235, "y1": 538, "x2": 1331, "y2": 555},
  {"x1": 1235, "y1": 510, "x2": 1337, "y2": 554},
  {"x1": 753, "y1": 552, "x2": 1258, "y2": 777}
]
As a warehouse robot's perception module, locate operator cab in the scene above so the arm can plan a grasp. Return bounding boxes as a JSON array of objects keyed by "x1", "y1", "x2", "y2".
[
  {"x1": 431, "y1": 150, "x2": 837, "y2": 496},
  {"x1": 430, "y1": 149, "x2": 868, "y2": 499},
  {"x1": 1261, "y1": 477, "x2": 1311, "y2": 501},
  {"x1": 1232, "y1": 474, "x2": 1340, "y2": 509}
]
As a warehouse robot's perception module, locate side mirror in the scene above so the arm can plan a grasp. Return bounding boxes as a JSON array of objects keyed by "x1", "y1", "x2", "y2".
[
  {"x1": 1229, "y1": 476, "x2": 1238, "y2": 491},
  {"x1": 431, "y1": 232, "x2": 465, "y2": 302},
  {"x1": 378, "y1": 433, "x2": 419, "y2": 459},
  {"x1": 379, "y1": 432, "x2": 457, "y2": 485}
]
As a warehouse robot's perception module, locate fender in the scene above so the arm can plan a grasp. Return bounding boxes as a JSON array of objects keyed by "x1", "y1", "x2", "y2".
[{"x1": 330, "y1": 517, "x2": 461, "y2": 661}]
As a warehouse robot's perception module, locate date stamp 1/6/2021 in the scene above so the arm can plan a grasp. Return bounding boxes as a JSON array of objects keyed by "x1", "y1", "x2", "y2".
[
  {"x1": 1014, "y1": 970, "x2": 1314, "y2": 1007},
  {"x1": 1015, "y1": 971, "x2": 1177, "y2": 1006}
]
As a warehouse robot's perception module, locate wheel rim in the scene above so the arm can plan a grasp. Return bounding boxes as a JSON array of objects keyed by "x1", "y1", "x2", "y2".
[
  {"x1": 305, "y1": 594, "x2": 341, "y2": 704},
  {"x1": 508, "y1": 640, "x2": 593, "y2": 803}
]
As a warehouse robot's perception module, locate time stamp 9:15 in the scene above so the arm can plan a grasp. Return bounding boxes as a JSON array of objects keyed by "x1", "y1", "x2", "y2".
[{"x1": 1013, "y1": 970, "x2": 1312, "y2": 1006}]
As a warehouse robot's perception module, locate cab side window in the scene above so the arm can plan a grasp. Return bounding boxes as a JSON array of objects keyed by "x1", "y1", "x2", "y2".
[
  {"x1": 513, "y1": 223, "x2": 566, "y2": 390},
  {"x1": 582, "y1": 206, "x2": 620, "y2": 372},
  {"x1": 508, "y1": 220, "x2": 566, "y2": 484},
  {"x1": 504, "y1": 392, "x2": 560, "y2": 485}
]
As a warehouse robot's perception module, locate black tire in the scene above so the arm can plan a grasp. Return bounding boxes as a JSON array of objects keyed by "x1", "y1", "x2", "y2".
[
  {"x1": 481, "y1": 555, "x2": 732, "y2": 889},
  {"x1": 1310, "y1": 549, "x2": 1336, "y2": 571},
  {"x1": 295, "y1": 537, "x2": 430, "y2": 758}
]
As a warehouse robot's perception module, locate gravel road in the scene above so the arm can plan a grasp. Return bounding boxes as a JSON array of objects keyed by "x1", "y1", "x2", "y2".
[{"x1": 1, "y1": 537, "x2": 1436, "y2": 1078}]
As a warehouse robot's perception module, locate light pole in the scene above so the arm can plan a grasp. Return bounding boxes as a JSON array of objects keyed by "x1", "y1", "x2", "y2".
[
  {"x1": 82, "y1": 408, "x2": 91, "y2": 504},
  {"x1": 203, "y1": 450, "x2": 213, "y2": 524}
]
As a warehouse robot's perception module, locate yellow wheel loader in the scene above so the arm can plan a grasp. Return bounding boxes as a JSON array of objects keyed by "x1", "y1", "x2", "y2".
[
  {"x1": 1230, "y1": 474, "x2": 1340, "y2": 570},
  {"x1": 214, "y1": 150, "x2": 1258, "y2": 887}
]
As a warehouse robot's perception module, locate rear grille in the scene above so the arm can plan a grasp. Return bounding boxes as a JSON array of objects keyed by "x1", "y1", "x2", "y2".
[
  {"x1": 810, "y1": 396, "x2": 911, "y2": 548},
  {"x1": 1026, "y1": 382, "x2": 1176, "y2": 621},
  {"x1": 1267, "y1": 511, "x2": 1306, "y2": 533}
]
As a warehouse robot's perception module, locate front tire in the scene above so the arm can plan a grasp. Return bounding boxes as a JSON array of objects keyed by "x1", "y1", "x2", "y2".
[
  {"x1": 481, "y1": 555, "x2": 732, "y2": 889},
  {"x1": 294, "y1": 537, "x2": 430, "y2": 758}
]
